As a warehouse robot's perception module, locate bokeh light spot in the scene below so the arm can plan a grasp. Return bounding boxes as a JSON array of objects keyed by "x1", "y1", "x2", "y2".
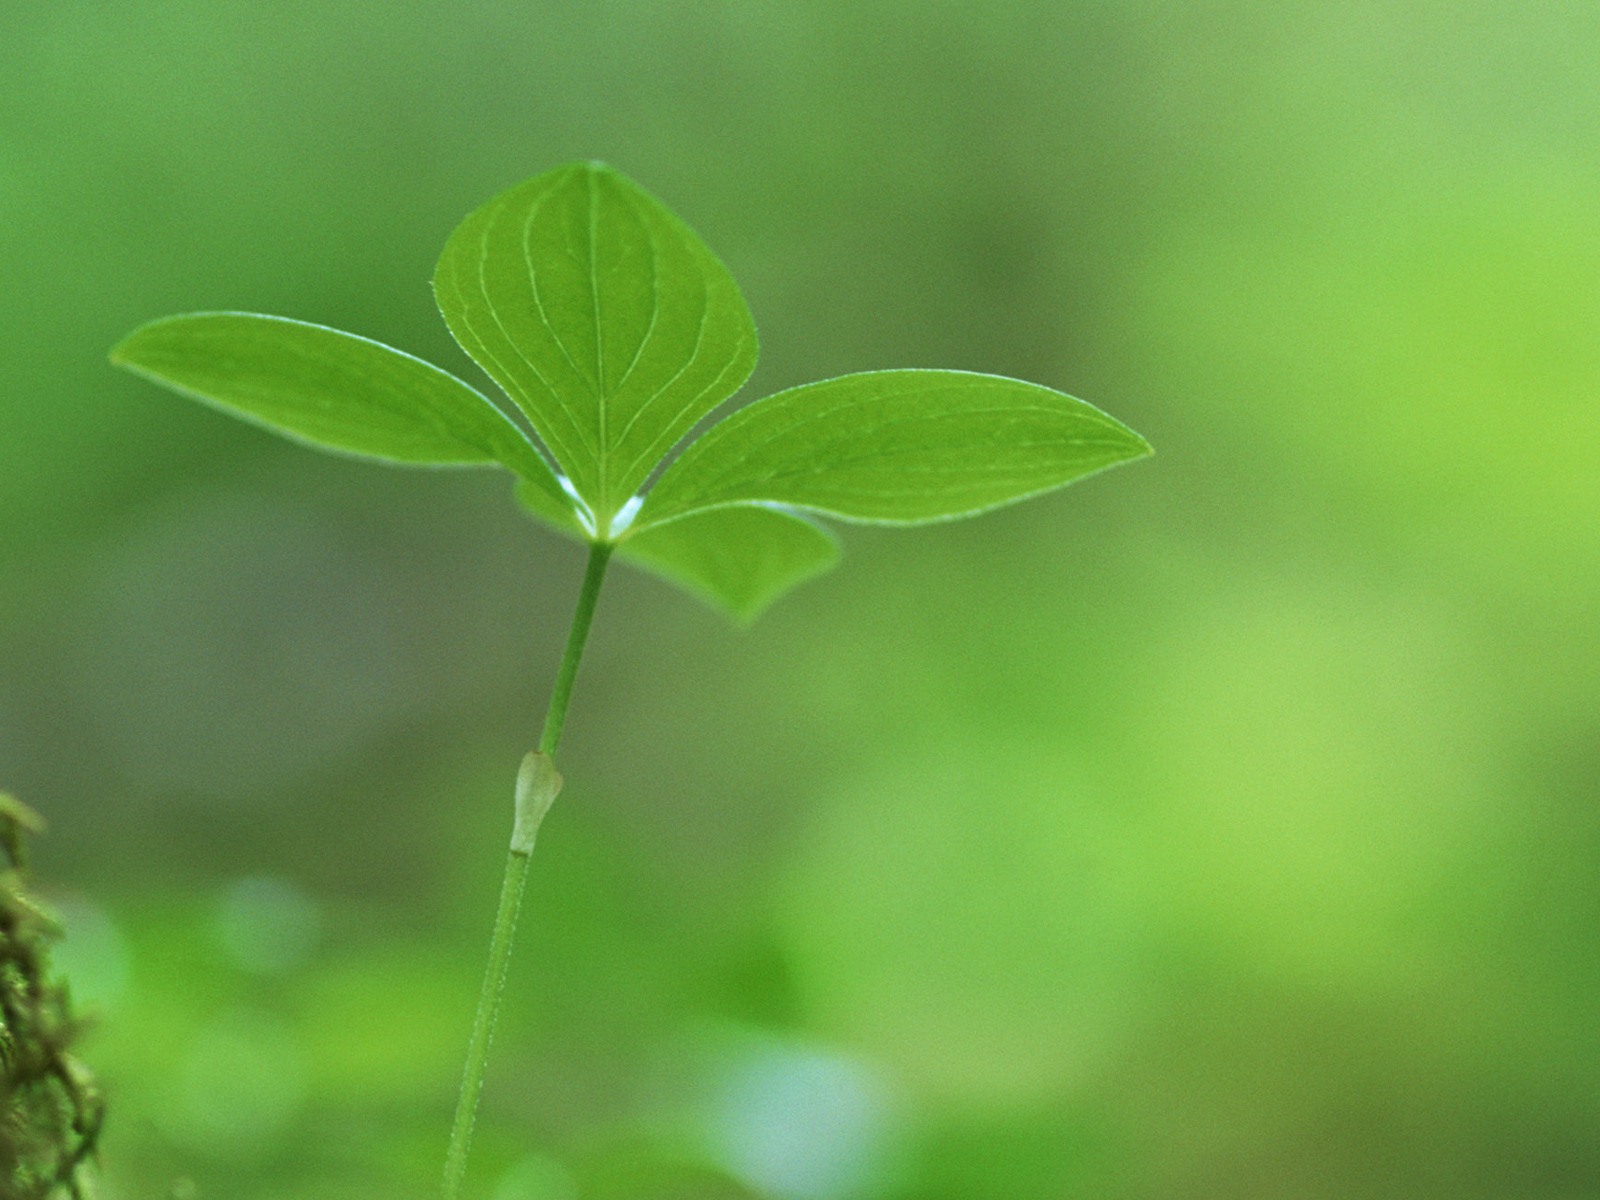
[
  {"x1": 215, "y1": 875, "x2": 321, "y2": 975},
  {"x1": 706, "y1": 1038, "x2": 895, "y2": 1200}
]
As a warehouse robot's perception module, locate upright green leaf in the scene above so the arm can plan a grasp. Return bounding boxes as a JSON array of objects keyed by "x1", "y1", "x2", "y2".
[
  {"x1": 111, "y1": 312, "x2": 570, "y2": 508},
  {"x1": 514, "y1": 482, "x2": 837, "y2": 621},
  {"x1": 639, "y1": 369, "x2": 1152, "y2": 528},
  {"x1": 434, "y1": 162, "x2": 758, "y2": 531}
]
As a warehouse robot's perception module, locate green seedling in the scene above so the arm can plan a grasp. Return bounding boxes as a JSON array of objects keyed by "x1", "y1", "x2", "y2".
[{"x1": 111, "y1": 161, "x2": 1151, "y2": 1197}]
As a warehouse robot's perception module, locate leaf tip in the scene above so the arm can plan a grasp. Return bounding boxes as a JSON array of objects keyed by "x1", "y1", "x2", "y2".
[
  {"x1": 108, "y1": 313, "x2": 190, "y2": 369},
  {"x1": 1094, "y1": 409, "x2": 1154, "y2": 465},
  {"x1": 107, "y1": 323, "x2": 148, "y2": 367},
  {"x1": 549, "y1": 159, "x2": 617, "y2": 187}
]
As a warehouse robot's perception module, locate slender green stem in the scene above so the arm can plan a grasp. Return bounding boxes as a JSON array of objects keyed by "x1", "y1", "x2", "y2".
[
  {"x1": 441, "y1": 846, "x2": 529, "y2": 1200},
  {"x1": 442, "y1": 541, "x2": 613, "y2": 1200},
  {"x1": 540, "y1": 542, "x2": 614, "y2": 756}
]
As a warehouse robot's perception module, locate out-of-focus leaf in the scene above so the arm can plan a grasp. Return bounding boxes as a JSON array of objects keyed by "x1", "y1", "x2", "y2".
[
  {"x1": 434, "y1": 162, "x2": 757, "y2": 531},
  {"x1": 515, "y1": 483, "x2": 836, "y2": 621},
  {"x1": 639, "y1": 369, "x2": 1151, "y2": 527},
  {"x1": 111, "y1": 312, "x2": 570, "y2": 509}
]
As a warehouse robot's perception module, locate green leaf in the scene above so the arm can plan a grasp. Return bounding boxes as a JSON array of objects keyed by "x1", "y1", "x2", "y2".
[
  {"x1": 433, "y1": 162, "x2": 758, "y2": 532},
  {"x1": 513, "y1": 480, "x2": 595, "y2": 544},
  {"x1": 620, "y1": 505, "x2": 838, "y2": 623},
  {"x1": 514, "y1": 483, "x2": 837, "y2": 622},
  {"x1": 515, "y1": 474, "x2": 591, "y2": 538},
  {"x1": 638, "y1": 369, "x2": 1152, "y2": 528},
  {"x1": 111, "y1": 312, "x2": 571, "y2": 509}
]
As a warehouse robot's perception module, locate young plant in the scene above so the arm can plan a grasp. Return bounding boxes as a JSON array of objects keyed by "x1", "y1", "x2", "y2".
[{"x1": 110, "y1": 162, "x2": 1151, "y2": 1196}]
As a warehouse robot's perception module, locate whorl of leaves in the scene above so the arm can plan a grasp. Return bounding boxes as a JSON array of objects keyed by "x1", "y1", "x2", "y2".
[{"x1": 0, "y1": 794, "x2": 102, "y2": 1200}]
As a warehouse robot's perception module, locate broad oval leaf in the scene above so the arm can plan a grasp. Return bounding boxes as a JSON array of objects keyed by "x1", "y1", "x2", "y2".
[
  {"x1": 434, "y1": 162, "x2": 758, "y2": 531},
  {"x1": 639, "y1": 369, "x2": 1152, "y2": 527},
  {"x1": 111, "y1": 312, "x2": 570, "y2": 508},
  {"x1": 514, "y1": 482, "x2": 836, "y2": 622}
]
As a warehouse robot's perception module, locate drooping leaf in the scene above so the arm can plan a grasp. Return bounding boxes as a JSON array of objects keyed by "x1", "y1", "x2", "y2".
[
  {"x1": 433, "y1": 162, "x2": 758, "y2": 531},
  {"x1": 638, "y1": 369, "x2": 1152, "y2": 528},
  {"x1": 111, "y1": 312, "x2": 571, "y2": 509},
  {"x1": 514, "y1": 482, "x2": 837, "y2": 622},
  {"x1": 620, "y1": 505, "x2": 838, "y2": 622}
]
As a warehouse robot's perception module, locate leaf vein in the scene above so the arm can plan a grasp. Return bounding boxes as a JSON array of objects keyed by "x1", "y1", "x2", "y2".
[
  {"x1": 609, "y1": 262, "x2": 720, "y2": 490},
  {"x1": 672, "y1": 384, "x2": 1125, "y2": 502},
  {"x1": 460, "y1": 213, "x2": 595, "y2": 472},
  {"x1": 606, "y1": 188, "x2": 662, "y2": 411}
]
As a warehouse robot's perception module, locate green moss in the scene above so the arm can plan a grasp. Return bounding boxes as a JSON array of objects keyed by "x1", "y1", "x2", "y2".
[{"x1": 0, "y1": 793, "x2": 102, "y2": 1200}]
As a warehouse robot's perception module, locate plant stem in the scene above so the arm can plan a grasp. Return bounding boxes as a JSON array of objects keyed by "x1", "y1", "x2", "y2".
[
  {"x1": 442, "y1": 541, "x2": 614, "y2": 1200},
  {"x1": 539, "y1": 541, "x2": 614, "y2": 757},
  {"x1": 441, "y1": 846, "x2": 529, "y2": 1200}
]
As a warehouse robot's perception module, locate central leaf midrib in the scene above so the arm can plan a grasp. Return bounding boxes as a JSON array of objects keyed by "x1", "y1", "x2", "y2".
[{"x1": 585, "y1": 166, "x2": 609, "y2": 517}]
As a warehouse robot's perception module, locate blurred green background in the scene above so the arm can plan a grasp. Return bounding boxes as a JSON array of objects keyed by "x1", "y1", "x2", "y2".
[{"x1": 4, "y1": 3, "x2": 1598, "y2": 1197}]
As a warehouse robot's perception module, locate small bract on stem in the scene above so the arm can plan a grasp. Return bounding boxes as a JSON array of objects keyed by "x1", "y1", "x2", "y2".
[{"x1": 110, "y1": 160, "x2": 1151, "y2": 1196}]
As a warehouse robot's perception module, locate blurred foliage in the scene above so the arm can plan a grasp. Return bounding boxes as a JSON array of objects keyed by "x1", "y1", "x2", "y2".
[
  {"x1": 3, "y1": 2, "x2": 1599, "y2": 1197},
  {"x1": 0, "y1": 794, "x2": 102, "y2": 1198}
]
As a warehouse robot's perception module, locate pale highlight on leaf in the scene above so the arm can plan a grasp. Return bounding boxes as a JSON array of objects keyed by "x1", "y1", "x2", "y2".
[
  {"x1": 111, "y1": 312, "x2": 570, "y2": 509},
  {"x1": 639, "y1": 369, "x2": 1152, "y2": 528},
  {"x1": 434, "y1": 162, "x2": 758, "y2": 526}
]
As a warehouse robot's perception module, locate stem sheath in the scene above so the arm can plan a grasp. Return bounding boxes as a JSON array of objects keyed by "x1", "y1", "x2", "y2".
[{"x1": 442, "y1": 541, "x2": 613, "y2": 1200}]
